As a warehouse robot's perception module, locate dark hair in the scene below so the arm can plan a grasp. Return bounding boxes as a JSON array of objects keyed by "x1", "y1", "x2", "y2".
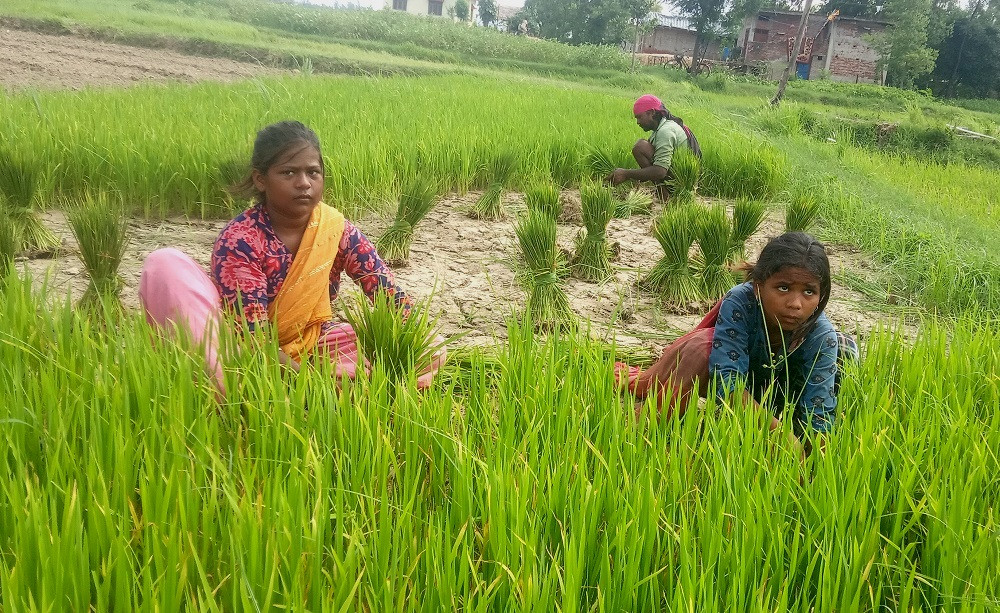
[
  {"x1": 745, "y1": 232, "x2": 832, "y2": 333},
  {"x1": 231, "y1": 120, "x2": 323, "y2": 203},
  {"x1": 654, "y1": 106, "x2": 684, "y2": 128}
]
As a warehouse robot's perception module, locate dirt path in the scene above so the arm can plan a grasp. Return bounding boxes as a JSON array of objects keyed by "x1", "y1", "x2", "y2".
[
  {"x1": 19, "y1": 193, "x2": 890, "y2": 352},
  {"x1": 0, "y1": 27, "x2": 280, "y2": 91}
]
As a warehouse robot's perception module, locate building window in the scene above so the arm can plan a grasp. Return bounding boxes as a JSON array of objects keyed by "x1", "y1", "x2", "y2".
[
  {"x1": 428, "y1": 0, "x2": 443, "y2": 15},
  {"x1": 393, "y1": 0, "x2": 407, "y2": 10},
  {"x1": 753, "y1": 28, "x2": 769, "y2": 42}
]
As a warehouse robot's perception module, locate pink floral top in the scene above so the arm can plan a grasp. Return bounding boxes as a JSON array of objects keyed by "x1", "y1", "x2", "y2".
[{"x1": 211, "y1": 204, "x2": 412, "y2": 331}]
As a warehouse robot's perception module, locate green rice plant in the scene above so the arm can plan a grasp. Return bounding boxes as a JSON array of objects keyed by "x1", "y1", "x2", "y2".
[
  {"x1": 344, "y1": 291, "x2": 446, "y2": 384},
  {"x1": 0, "y1": 155, "x2": 58, "y2": 253},
  {"x1": 524, "y1": 182, "x2": 563, "y2": 220},
  {"x1": 548, "y1": 142, "x2": 580, "y2": 188},
  {"x1": 786, "y1": 190, "x2": 821, "y2": 232},
  {"x1": 572, "y1": 181, "x2": 616, "y2": 282},
  {"x1": 614, "y1": 188, "x2": 653, "y2": 218},
  {"x1": 729, "y1": 198, "x2": 767, "y2": 261},
  {"x1": 0, "y1": 217, "x2": 16, "y2": 277},
  {"x1": 67, "y1": 193, "x2": 131, "y2": 306},
  {"x1": 695, "y1": 204, "x2": 737, "y2": 298},
  {"x1": 667, "y1": 146, "x2": 700, "y2": 200},
  {"x1": 516, "y1": 211, "x2": 574, "y2": 329},
  {"x1": 376, "y1": 176, "x2": 438, "y2": 265},
  {"x1": 644, "y1": 203, "x2": 702, "y2": 305}
]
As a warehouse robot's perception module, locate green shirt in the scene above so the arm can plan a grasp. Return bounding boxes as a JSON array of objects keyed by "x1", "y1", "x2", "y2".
[{"x1": 648, "y1": 118, "x2": 688, "y2": 169}]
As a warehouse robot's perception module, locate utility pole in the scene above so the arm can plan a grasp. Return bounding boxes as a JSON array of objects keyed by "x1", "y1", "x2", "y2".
[{"x1": 771, "y1": 0, "x2": 815, "y2": 106}]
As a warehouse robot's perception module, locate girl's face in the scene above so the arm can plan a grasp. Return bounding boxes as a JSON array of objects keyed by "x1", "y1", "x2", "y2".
[
  {"x1": 252, "y1": 144, "x2": 324, "y2": 219},
  {"x1": 755, "y1": 266, "x2": 823, "y2": 333}
]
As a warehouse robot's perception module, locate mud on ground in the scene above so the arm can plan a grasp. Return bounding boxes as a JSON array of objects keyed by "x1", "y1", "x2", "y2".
[
  {"x1": 20, "y1": 192, "x2": 890, "y2": 352},
  {"x1": 0, "y1": 27, "x2": 280, "y2": 91}
]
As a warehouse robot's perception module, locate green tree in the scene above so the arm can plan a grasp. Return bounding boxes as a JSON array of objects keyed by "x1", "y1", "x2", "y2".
[
  {"x1": 455, "y1": 0, "x2": 469, "y2": 21},
  {"x1": 674, "y1": 0, "x2": 729, "y2": 71},
  {"x1": 872, "y1": 0, "x2": 938, "y2": 88},
  {"x1": 521, "y1": 0, "x2": 651, "y2": 45},
  {"x1": 479, "y1": 0, "x2": 498, "y2": 27}
]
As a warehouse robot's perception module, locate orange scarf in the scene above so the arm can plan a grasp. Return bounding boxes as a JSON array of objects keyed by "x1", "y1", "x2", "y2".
[{"x1": 267, "y1": 202, "x2": 345, "y2": 361}]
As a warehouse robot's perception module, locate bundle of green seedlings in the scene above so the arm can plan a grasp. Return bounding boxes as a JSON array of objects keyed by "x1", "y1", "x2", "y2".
[
  {"x1": 515, "y1": 210, "x2": 574, "y2": 329},
  {"x1": 586, "y1": 149, "x2": 619, "y2": 179},
  {"x1": 0, "y1": 153, "x2": 58, "y2": 254},
  {"x1": 613, "y1": 187, "x2": 654, "y2": 218},
  {"x1": 345, "y1": 290, "x2": 446, "y2": 384},
  {"x1": 376, "y1": 176, "x2": 438, "y2": 265},
  {"x1": 524, "y1": 182, "x2": 563, "y2": 220},
  {"x1": 68, "y1": 193, "x2": 131, "y2": 308},
  {"x1": 644, "y1": 203, "x2": 701, "y2": 305},
  {"x1": 572, "y1": 181, "x2": 617, "y2": 282},
  {"x1": 666, "y1": 146, "x2": 700, "y2": 204},
  {"x1": 470, "y1": 152, "x2": 518, "y2": 220},
  {"x1": 696, "y1": 204, "x2": 738, "y2": 298},
  {"x1": 785, "y1": 189, "x2": 821, "y2": 232},
  {"x1": 729, "y1": 198, "x2": 767, "y2": 262}
]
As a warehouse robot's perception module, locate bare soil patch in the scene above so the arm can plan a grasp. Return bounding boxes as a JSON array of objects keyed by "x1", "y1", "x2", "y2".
[
  {"x1": 0, "y1": 28, "x2": 280, "y2": 91},
  {"x1": 20, "y1": 193, "x2": 891, "y2": 352}
]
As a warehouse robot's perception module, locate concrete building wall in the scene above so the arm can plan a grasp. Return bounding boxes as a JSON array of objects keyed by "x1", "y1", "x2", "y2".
[
  {"x1": 390, "y1": 0, "x2": 457, "y2": 18},
  {"x1": 637, "y1": 27, "x2": 721, "y2": 59}
]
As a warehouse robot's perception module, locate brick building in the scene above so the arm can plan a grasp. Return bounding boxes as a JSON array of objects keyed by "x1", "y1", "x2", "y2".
[{"x1": 741, "y1": 10, "x2": 889, "y2": 84}]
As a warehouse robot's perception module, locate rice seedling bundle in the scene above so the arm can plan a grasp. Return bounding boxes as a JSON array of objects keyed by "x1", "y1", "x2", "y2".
[
  {"x1": 572, "y1": 181, "x2": 616, "y2": 282},
  {"x1": 586, "y1": 149, "x2": 618, "y2": 179},
  {"x1": 696, "y1": 204, "x2": 738, "y2": 298},
  {"x1": 613, "y1": 188, "x2": 653, "y2": 218},
  {"x1": 344, "y1": 291, "x2": 445, "y2": 383},
  {"x1": 729, "y1": 198, "x2": 766, "y2": 261},
  {"x1": 786, "y1": 190, "x2": 821, "y2": 232},
  {"x1": 0, "y1": 154, "x2": 58, "y2": 254},
  {"x1": 67, "y1": 193, "x2": 131, "y2": 306},
  {"x1": 471, "y1": 152, "x2": 518, "y2": 220},
  {"x1": 644, "y1": 203, "x2": 702, "y2": 304},
  {"x1": 667, "y1": 146, "x2": 700, "y2": 200},
  {"x1": 515, "y1": 210, "x2": 574, "y2": 328},
  {"x1": 376, "y1": 176, "x2": 438, "y2": 265},
  {"x1": 524, "y1": 182, "x2": 562, "y2": 220}
]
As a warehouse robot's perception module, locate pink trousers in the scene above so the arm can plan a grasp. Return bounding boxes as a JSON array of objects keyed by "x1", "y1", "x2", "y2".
[{"x1": 139, "y1": 248, "x2": 442, "y2": 394}]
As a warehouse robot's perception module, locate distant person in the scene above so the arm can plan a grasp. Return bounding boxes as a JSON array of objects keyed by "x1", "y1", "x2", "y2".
[
  {"x1": 517, "y1": 19, "x2": 528, "y2": 36},
  {"x1": 615, "y1": 232, "x2": 859, "y2": 456},
  {"x1": 139, "y1": 120, "x2": 445, "y2": 395},
  {"x1": 609, "y1": 94, "x2": 701, "y2": 202}
]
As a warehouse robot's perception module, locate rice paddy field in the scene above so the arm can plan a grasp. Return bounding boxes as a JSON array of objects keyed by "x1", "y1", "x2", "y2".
[{"x1": 2, "y1": 1, "x2": 1000, "y2": 610}]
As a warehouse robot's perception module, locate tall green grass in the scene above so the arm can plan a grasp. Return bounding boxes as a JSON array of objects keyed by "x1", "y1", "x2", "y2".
[{"x1": 1, "y1": 277, "x2": 997, "y2": 609}]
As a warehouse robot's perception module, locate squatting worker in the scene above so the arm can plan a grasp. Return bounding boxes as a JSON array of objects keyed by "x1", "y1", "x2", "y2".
[
  {"x1": 609, "y1": 94, "x2": 702, "y2": 202},
  {"x1": 138, "y1": 120, "x2": 446, "y2": 395}
]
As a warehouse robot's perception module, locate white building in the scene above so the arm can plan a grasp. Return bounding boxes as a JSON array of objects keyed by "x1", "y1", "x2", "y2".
[{"x1": 389, "y1": 0, "x2": 457, "y2": 17}]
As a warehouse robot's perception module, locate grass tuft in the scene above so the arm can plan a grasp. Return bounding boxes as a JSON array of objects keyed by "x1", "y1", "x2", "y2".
[
  {"x1": 0, "y1": 217, "x2": 16, "y2": 277},
  {"x1": 0, "y1": 155, "x2": 58, "y2": 253},
  {"x1": 614, "y1": 188, "x2": 654, "y2": 218},
  {"x1": 377, "y1": 176, "x2": 438, "y2": 265},
  {"x1": 667, "y1": 146, "x2": 700, "y2": 199}
]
